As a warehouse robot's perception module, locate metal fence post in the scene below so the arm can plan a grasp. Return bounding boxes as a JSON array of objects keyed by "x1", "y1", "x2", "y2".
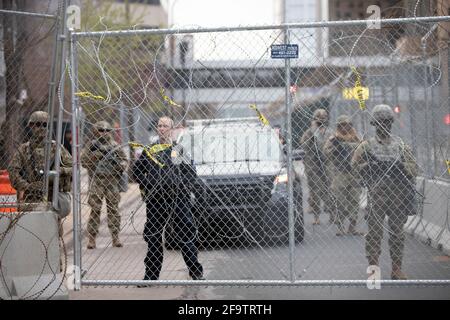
[
  {"x1": 43, "y1": 6, "x2": 62, "y2": 199},
  {"x1": 52, "y1": 0, "x2": 69, "y2": 209},
  {"x1": 70, "y1": 30, "x2": 82, "y2": 291},
  {"x1": 284, "y1": 27, "x2": 295, "y2": 283}
]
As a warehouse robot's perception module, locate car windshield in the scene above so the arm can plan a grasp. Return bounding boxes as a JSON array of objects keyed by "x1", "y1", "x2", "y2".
[{"x1": 179, "y1": 126, "x2": 282, "y2": 164}]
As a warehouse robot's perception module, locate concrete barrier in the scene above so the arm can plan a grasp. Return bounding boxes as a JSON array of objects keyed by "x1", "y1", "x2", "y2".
[
  {"x1": 0, "y1": 210, "x2": 68, "y2": 299},
  {"x1": 404, "y1": 177, "x2": 450, "y2": 256}
]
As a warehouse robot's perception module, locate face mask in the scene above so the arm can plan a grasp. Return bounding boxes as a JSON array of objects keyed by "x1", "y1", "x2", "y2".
[
  {"x1": 375, "y1": 120, "x2": 393, "y2": 136},
  {"x1": 315, "y1": 120, "x2": 328, "y2": 127},
  {"x1": 31, "y1": 127, "x2": 47, "y2": 141},
  {"x1": 98, "y1": 135, "x2": 110, "y2": 144}
]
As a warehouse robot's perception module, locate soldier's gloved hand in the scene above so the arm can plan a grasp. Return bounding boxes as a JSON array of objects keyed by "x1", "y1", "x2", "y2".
[
  {"x1": 59, "y1": 167, "x2": 72, "y2": 176},
  {"x1": 25, "y1": 181, "x2": 44, "y2": 196},
  {"x1": 91, "y1": 150, "x2": 105, "y2": 161},
  {"x1": 394, "y1": 160, "x2": 406, "y2": 171}
]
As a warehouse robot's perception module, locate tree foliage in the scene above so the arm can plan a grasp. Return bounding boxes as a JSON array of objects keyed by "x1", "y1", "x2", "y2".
[{"x1": 77, "y1": 0, "x2": 166, "y2": 124}]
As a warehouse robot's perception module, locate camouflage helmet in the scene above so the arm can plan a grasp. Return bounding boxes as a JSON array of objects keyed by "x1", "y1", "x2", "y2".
[
  {"x1": 371, "y1": 104, "x2": 394, "y2": 123},
  {"x1": 336, "y1": 115, "x2": 352, "y2": 126},
  {"x1": 312, "y1": 109, "x2": 328, "y2": 122},
  {"x1": 94, "y1": 121, "x2": 112, "y2": 132},
  {"x1": 28, "y1": 111, "x2": 49, "y2": 126}
]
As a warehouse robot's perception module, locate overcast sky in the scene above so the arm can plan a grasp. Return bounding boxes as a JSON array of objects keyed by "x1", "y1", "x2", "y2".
[
  {"x1": 160, "y1": 0, "x2": 279, "y2": 60},
  {"x1": 162, "y1": 0, "x2": 276, "y2": 28}
]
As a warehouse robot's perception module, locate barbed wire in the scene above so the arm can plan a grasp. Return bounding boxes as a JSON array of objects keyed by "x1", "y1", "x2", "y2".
[{"x1": 1, "y1": 2, "x2": 449, "y2": 290}]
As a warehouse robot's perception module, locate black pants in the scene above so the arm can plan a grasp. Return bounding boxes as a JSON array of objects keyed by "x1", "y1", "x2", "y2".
[{"x1": 143, "y1": 196, "x2": 203, "y2": 280}]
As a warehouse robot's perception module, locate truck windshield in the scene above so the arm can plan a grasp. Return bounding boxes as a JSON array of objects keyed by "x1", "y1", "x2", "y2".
[{"x1": 179, "y1": 127, "x2": 282, "y2": 164}]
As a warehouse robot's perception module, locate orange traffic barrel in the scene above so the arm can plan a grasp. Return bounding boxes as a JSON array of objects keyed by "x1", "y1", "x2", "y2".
[{"x1": 0, "y1": 170, "x2": 18, "y2": 212}]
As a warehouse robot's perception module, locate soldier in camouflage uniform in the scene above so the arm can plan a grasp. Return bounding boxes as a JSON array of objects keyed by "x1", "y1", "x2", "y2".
[
  {"x1": 300, "y1": 109, "x2": 334, "y2": 225},
  {"x1": 323, "y1": 115, "x2": 363, "y2": 236},
  {"x1": 8, "y1": 111, "x2": 72, "y2": 210},
  {"x1": 81, "y1": 121, "x2": 128, "y2": 249},
  {"x1": 352, "y1": 104, "x2": 418, "y2": 280}
]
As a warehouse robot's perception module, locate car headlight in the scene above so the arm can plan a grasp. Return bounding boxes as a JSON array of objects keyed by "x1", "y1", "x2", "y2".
[{"x1": 274, "y1": 173, "x2": 288, "y2": 184}]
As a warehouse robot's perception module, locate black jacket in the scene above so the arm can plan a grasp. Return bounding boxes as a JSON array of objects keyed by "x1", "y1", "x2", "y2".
[{"x1": 132, "y1": 142, "x2": 198, "y2": 202}]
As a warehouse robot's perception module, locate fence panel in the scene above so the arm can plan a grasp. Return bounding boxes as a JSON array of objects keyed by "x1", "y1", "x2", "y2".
[
  {"x1": 70, "y1": 16, "x2": 450, "y2": 286},
  {"x1": 0, "y1": 2, "x2": 71, "y2": 300}
]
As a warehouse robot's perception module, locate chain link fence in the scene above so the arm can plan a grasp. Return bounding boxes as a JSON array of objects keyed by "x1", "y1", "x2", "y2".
[
  {"x1": 0, "y1": 1, "x2": 74, "y2": 299},
  {"x1": 68, "y1": 16, "x2": 450, "y2": 287}
]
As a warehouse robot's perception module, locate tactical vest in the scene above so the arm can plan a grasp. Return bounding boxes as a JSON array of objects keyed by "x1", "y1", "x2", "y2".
[
  {"x1": 366, "y1": 135, "x2": 403, "y2": 162},
  {"x1": 22, "y1": 141, "x2": 71, "y2": 201},
  {"x1": 91, "y1": 140, "x2": 122, "y2": 177}
]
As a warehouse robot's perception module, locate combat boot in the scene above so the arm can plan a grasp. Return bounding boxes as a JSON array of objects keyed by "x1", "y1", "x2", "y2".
[
  {"x1": 335, "y1": 215, "x2": 346, "y2": 236},
  {"x1": 112, "y1": 235, "x2": 123, "y2": 248},
  {"x1": 328, "y1": 213, "x2": 336, "y2": 225},
  {"x1": 391, "y1": 261, "x2": 407, "y2": 280},
  {"x1": 336, "y1": 221, "x2": 347, "y2": 236},
  {"x1": 87, "y1": 236, "x2": 96, "y2": 249},
  {"x1": 347, "y1": 218, "x2": 364, "y2": 236},
  {"x1": 311, "y1": 212, "x2": 321, "y2": 225}
]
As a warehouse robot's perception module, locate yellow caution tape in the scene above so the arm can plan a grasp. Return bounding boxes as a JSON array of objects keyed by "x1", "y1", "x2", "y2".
[
  {"x1": 446, "y1": 160, "x2": 450, "y2": 175},
  {"x1": 160, "y1": 88, "x2": 182, "y2": 107},
  {"x1": 129, "y1": 142, "x2": 172, "y2": 168},
  {"x1": 148, "y1": 143, "x2": 171, "y2": 154},
  {"x1": 351, "y1": 67, "x2": 366, "y2": 110},
  {"x1": 342, "y1": 87, "x2": 369, "y2": 100},
  {"x1": 74, "y1": 91, "x2": 106, "y2": 101},
  {"x1": 129, "y1": 142, "x2": 164, "y2": 168},
  {"x1": 249, "y1": 104, "x2": 270, "y2": 126}
]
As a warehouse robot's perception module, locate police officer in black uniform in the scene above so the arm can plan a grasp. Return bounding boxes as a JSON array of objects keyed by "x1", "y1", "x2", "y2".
[{"x1": 132, "y1": 116, "x2": 204, "y2": 281}]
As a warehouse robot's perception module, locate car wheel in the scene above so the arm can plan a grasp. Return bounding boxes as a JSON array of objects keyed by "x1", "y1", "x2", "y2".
[{"x1": 268, "y1": 199, "x2": 303, "y2": 246}]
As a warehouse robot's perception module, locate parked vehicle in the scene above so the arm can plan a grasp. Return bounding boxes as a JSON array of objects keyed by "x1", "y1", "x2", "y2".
[{"x1": 165, "y1": 117, "x2": 304, "y2": 248}]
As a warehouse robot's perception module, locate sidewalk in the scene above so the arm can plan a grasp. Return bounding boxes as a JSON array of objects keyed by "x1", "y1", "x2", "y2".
[
  {"x1": 69, "y1": 286, "x2": 187, "y2": 300},
  {"x1": 62, "y1": 169, "x2": 143, "y2": 250},
  {"x1": 68, "y1": 283, "x2": 450, "y2": 300}
]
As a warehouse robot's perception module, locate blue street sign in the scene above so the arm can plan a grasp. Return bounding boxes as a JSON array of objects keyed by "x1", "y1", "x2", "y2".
[{"x1": 271, "y1": 44, "x2": 298, "y2": 59}]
